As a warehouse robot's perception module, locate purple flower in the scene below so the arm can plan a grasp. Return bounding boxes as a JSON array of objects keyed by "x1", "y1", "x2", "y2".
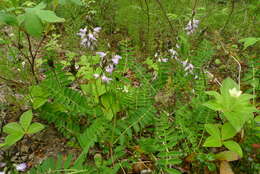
[
  {"x1": 96, "y1": 52, "x2": 106, "y2": 58},
  {"x1": 101, "y1": 75, "x2": 112, "y2": 83},
  {"x1": 0, "y1": 163, "x2": 6, "y2": 168},
  {"x1": 93, "y1": 27, "x2": 102, "y2": 33},
  {"x1": 105, "y1": 64, "x2": 114, "y2": 73},
  {"x1": 15, "y1": 163, "x2": 27, "y2": 172},
  {"x1": 111, "y1": 55, "x2": 122, "y2": 65},
  {"x1": 185, "y1": 19, "x2": 200, "y2": 35}
]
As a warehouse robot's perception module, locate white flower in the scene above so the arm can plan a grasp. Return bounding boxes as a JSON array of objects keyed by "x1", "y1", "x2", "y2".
[
  {"x1": 101, "y1": 75, "x2": 112, "y2": 83},
  {"x1": 93, "y1": 74, "x2": 100, "y2": 79},
  {"x1": 96, "y1": 52, "x2": 106, "y2": 58},
  {"x1": 229, "y1": 87, "x2": 242, "y2": 98},
  {"x1": 176, "y1": 44, "x2": 180, "y2": 49},
  {"x1": 15, "y1": 163, "x2": 27, "y2": 171},
  {"x1": 0, "y1": 171, "x2": 5, "y2": 174},
  {"x1": 105, "y1": 64, "x2": 114, "y2": 73}
]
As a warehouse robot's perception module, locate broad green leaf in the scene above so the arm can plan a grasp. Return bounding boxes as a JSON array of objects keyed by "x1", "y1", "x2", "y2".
[
  {"x1": 203, "y1": 135, "x2": 222, "y2": 147},
  {"x1": 0, "y1": 13, "x2": 18, "y2": 26},
  {"x1": 205, "y1": 91, "x2": 221, "y2": 99},
  {"x1": 24, "y1": 12, "x2": 43, "y2": 37},
  {"x1": 3, "y1": 122, "x2": 24, "y2": 134},
  {"x1": 3, "y1": 133, "x2": 24, "y2": 147},
  {"x1": 36, "y1": 10, "x2": 65, "y2": 23},
  {"x1": 19, "y1": 110, "x2": 33, "y2": 131},
  {"x1": 33, "y1": 2, "x2": 47, "y2": 10},
  {"x1": 220, "y1": 78, "x2": 239, "y2": 97},
  {"x1": 165, "y1": 168, "x2": 182, "y2": 174},
  {"x1": 224, "y1": 112, "x2": 245, "y2": 132},
  {"x1": 215, "y1": 151, "x2": 240, "y2": 161},
  {"x1": 205, "y1": 124, "x2": 220, "y2": 136},
  {"x1": 223, "y1": 140, "x2": 243, "y2": 157},
  {"x1": 203, "y1": 101, "x2": 222, "y2": 111},
  {"x1": 239, "y1": 37, "x2": 260, "y2": 50},
  {"x1": 27, "y1": 123, "x2": 45, "y2": 134},
  {"x1": 221, "y1": 123, "x2": 237, "y2": 140},
  {"x1": 33, "y1": 98, "x2": 48, "y2": 109}
]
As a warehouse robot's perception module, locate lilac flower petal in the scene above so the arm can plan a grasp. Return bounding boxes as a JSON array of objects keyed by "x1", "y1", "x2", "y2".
[
  {"x1": 105, "y1": 64, "x2": 114, "y2": 73},
  {"x1": 15, "y1": 163, "x2": 27, "y2": 171},
  {"x1": 93, "y1": 27, "x2": 101, "y2": 33},
  {"x1": 101, "y1": 75, "x2": 112, "y2": 83},
  {"x1": 112, "y1": 58, "x2": 119, "y2": 65},
  {"x1": 96, "y1": 52, "x2": 106, "y2": 58},
  {"x1": 0, "y1": 163, "x2": 6, "y2": 168}
]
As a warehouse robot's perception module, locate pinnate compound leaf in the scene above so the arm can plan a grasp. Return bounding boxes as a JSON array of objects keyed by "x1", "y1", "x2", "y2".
[
  {"x1": 36, "y1": 10, "x2": 65, "y2": 23},
  {"x1": 3, "y1": 122, "x2": 24, "y2": 134},
  {"x1": 19, "y1": 110, "x2": 33, "y2": 131},
  {"x1": 215, "y1": 151, "x2": 240, "y2": 161},
  {"x1": 27, "y1": 123, "x2": 45, "y2": 134},
  {"x1": 220, "y1": 161, "x2": 234, "y2": 174},
  {"x1": 221, "y1": 123, "x2": 237, "y2": 140},
  {"x1": 223, "y1": 140, "x2": 243, "y2": 157}
]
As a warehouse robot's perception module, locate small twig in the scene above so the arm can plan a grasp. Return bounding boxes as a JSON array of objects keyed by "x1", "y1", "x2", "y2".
[
  {"x1": 26, "y1": 33, "x2": 39, "y2": 83},
  {"x1": 0, "y1": 75, "x2": 25, "y2": 86}
]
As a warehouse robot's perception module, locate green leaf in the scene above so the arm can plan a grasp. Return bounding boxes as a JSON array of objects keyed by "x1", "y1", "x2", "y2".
[
  {"x1": 19, "y1": 110, "x2": 33, "y2": 131},
  {"x1": 221, "y1": 123, "x2": 237, "y2": 140},
  {"x1": 3, "y1": 133, "x2": 24, "y2": 147},
  {"x1": 27, "y1": 123, "x2": 45, "y2": 134},
  {"x1": 223, "y1": 112, "x2": 244, "y2": 132},
  {"x1": 203, "y1": 101, "x2": 222, "y2": 111},
  {"x1": 203, "y1": 135, "x2": 222, "y2": 147},
  {"x1": 3, "y1": 122, "x2": 24, "y2": 134},
  {"x1": 215, "y1": 151, "x2": 240, "y2": 161},
  {"x1": 220, "y1": 78, "x2": 239, "y2": 97},
  {"x1": 223, "y1": 140, "x2": 243, "y2": 157},
  {"x1": 36, "y1": 10, "x2": 65, "y2": 23},
  {"x1": 205, "y1": 124, "x2": 220, "y2": 136},
  {"x1": 24, "y1": 12, "x2": 43, "y2": 37},
  {"x1": 239, "y1": 37, "x2": 260, "y2": 50},
  {"x1": 0, "y1": 13, "x2": 18, "y2": 26}
]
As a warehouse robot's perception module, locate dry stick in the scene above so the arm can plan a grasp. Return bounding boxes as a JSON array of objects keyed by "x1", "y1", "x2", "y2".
[
  {"x1": 26, "y1": 33, "x2": 39, "y2": 83},
  {"x1": 0, "y1": 75, "x2": 25, "y2": 86}
]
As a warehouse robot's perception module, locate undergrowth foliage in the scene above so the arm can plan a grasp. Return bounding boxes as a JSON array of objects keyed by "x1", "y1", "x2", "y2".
[{"x1": 0, "y1": 0, "x2": 259, "y2": 174}]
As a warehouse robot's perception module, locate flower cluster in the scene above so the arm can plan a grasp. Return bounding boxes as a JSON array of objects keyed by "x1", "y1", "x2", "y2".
[
  {"x1": 0, "y1": 162, "x2": 27, "y2": 174},
  {"x1": 94, "y1": 52, "x2": 122, "y2": 83},
  {"x1": 77, "y1": 27, "x2": 101, "y2": 50},
  {"x1": 185, "y1": 19, "x2": 199, "y2": 35}
]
